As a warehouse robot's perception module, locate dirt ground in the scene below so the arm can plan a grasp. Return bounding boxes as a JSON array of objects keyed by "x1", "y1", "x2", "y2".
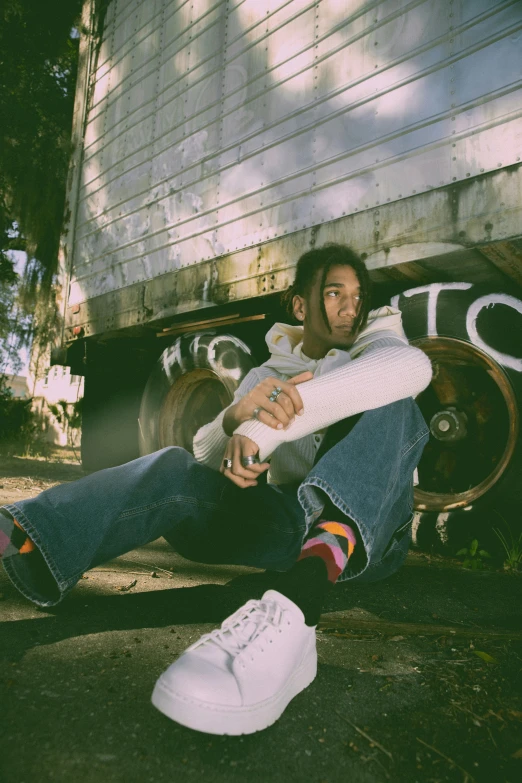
[
  {"x1": 1, "y1": 453, "x2": 522, "y2": 783},
  {"x1": 0, "y1": 451, "x2": 86, "y2": 505}
]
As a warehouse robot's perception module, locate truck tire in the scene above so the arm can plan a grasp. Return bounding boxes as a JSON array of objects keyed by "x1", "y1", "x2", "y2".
[
  {"x1": 394, "y1": 283, "x2": 522, "y2": 540},
  {"x1": 138, "y1": 331, "x2": 255, "y2": 455}
]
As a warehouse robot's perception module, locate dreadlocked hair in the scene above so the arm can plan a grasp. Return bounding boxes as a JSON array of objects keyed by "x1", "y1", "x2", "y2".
[{"x1": 281, "y1": 244, "x2": 372, "y2": 335}]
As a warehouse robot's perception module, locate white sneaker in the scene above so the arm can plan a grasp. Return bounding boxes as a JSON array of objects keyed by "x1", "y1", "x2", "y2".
[{"x1": 151, "y1": 589, "x2": 317, "y2": 735}]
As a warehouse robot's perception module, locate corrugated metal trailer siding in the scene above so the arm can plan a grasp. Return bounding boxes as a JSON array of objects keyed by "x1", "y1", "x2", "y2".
[{"x1": 70, "y1": 0, "x2": 522, "y2": 308}]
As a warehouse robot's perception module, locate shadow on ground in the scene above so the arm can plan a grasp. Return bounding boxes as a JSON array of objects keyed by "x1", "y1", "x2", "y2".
[
  {"x1": 1, "y1": 536, "x2": 522, "y2": 783},
  {"x1": 1, "y1": 556, "x2": 521, "y2": 663}
]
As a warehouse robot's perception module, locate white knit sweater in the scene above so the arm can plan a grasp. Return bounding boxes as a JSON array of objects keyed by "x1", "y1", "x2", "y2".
[{"x1": 193, "y1": 307, "x2": 432, "y2": 484}]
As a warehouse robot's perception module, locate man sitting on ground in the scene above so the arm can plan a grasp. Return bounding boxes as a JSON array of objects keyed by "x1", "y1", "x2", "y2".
[{"x1": 1, "y1": 244, "x2": 432, "y2": 736}]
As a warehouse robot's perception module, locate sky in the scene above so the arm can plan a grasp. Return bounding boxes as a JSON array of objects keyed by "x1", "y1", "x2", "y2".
[{"x1": 4, "y1": 249, "x2": 30, "y2": 376}]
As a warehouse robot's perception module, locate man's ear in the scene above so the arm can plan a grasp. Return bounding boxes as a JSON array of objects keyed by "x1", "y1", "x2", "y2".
[{"x1": 292, "y1": 294, "x2": 306, "y2": 322}]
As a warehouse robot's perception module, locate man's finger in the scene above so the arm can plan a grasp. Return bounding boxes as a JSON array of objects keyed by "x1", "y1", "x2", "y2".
[
  {"x1": 263, "y1": 398, "x2": 291, "y2": 426},
  {"x1": 222, "y1": 451, "x2": 258, "y2": 487},
  {"x1": 221, "y1": 435, "x2": 267, "y2": 487},
  {"x1": 279, "y1": 377, "x2": 310, "y2": 416},
  {"x1": 288, "y1": 371, "x2": 314, "y2": 384},
  {"x1": 231, "y1": 438, "x2": 261, "y2": 480},
  {"x1": 257, "y1": 378, "x2": 305, "y2": 419},
  {"x1": 255, "y1": 407, "x2": 282, "y2": 430},
  {"x1": 220, "y1": 451, "x2": 233, "y2": 474},
  {"x1": 272, "y1": 390, "x2": 295, "y2": 419},
  {"x1": 240, "y1": 460, "x2": 270, "y2": 474},
  {"x1": 225, "y1": 470, "x2": 257, "y2": 488}
]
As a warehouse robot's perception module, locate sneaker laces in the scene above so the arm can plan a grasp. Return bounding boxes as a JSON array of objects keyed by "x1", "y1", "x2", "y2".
[{"x1": 198, "y1": 599, "x2": 284, "y2": 657}]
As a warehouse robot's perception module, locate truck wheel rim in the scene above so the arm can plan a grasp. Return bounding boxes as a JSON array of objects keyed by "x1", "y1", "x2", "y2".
[
  {"x1": 412, "y1": 337, "x2": 519, "y2": 512},
  {"x1": 158, "y1": 368, "x2": 231, "y2": 452}
]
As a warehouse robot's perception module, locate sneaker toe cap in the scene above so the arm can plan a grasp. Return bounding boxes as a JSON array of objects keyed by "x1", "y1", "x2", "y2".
[{"x1": 159, "y1": 653, "x2": 243, "y2": 707}]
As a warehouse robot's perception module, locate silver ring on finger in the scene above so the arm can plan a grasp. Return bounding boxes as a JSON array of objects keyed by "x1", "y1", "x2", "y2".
[
  {"x1": 223, "y1": 458, "x2": 233, "y2": 469},
  {"x1": 268, "y1": 386, "x2": 282, "y2": 403},
  {"x1": 241, "y1": 455, "x2": 259, "y2": 467},
  {"x1": 253, "y1": 406, "x2": 263, "y2": 420}
]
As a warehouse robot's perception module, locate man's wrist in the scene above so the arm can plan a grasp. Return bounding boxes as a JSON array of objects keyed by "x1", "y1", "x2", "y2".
[{"x1": 235, "y1": 419, "x2": 283, "y2": 462}]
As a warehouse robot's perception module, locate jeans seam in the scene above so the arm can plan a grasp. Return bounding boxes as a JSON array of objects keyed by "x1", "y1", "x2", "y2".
[
  {"x1": 381, "y1": 468, "x2": 400, "y2": 507},
  {"x1": 380, "y1": 429, "x2": 427, "y2": 506},
  {"x1": 401, "y1": 428, "x2": 429, "y2": 457},
  {"x1": 117, "y1": 494, "x2": 219, "y2": 520},
  {"x1": 395, "y1": 512, "x2": 415, "y2": 535}
]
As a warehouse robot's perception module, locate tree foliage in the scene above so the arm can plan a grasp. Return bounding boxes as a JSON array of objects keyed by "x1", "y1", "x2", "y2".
[
  {"x1": 0, "y1": 373, "x2": 35, "y2": 444},
  {"x1": 0, "y1": 0, "x2": 83, "y2": 293},
  {"x1": 0, "y1": 0, "x2": 86, "y2": 371}
]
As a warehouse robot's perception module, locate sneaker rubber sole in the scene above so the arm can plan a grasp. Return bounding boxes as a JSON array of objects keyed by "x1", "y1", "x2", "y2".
[{"x1": 151, "y1": 649, "x2": 317, "y2": 735}]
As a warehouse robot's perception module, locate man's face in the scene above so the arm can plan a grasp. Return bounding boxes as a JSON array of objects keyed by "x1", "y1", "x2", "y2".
[{"x1": 293, "y1": 264, "x2": 363, "y2": 359}]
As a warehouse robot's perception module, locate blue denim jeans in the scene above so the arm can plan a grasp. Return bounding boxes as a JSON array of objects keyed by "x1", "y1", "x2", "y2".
[{"x1": 2, "y1": 398, "x2": 428, "y2": 607}]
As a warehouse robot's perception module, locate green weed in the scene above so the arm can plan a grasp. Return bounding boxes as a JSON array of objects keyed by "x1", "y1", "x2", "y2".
[
  {"x1": 456, "y1": 539, "x2": 491, "y2": 570},
  {"x1": 493, "y1": 518, "x2": 522, "y2": 574}
]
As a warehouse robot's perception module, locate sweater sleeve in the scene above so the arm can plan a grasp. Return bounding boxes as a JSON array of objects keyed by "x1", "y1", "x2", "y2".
[
  {"x1": 192, "y1": 367, "x2": 272, "y2": 469},
  {"x1": 234, "y1": 338, "x2": 433, "y2": 462}
]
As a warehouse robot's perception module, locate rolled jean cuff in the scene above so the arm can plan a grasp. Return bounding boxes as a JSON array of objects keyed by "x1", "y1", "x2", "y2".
[
  {"x1": 296, "y1": 400, "x2": 428, "y2": 584},
  {"x1": 1, "y1": 504, "x2": 74, "y2": 607},
  {"x1": 297, "y1": 479, "x2": 371, "y2": 581}
]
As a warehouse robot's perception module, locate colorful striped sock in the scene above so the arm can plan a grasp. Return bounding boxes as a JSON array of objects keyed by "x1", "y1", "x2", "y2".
[
  {"x1": 0, "y1": 510, "x2": 36, "y2": 559},
  {"x1": 298, "y1": 520, "x2": 357, "y2": 583}
]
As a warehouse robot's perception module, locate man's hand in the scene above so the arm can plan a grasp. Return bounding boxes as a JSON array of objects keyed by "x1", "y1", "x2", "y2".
[
  {"x1": 220, "y1": 435, "x2": 270, "y2": 489},
  {"x1": 223, "y1": 371, "x2": 313, "y2": 436}
]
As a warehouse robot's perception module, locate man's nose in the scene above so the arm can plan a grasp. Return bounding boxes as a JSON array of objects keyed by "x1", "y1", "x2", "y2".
[{"x1": 339, "y1": 298, "x2": 357, "y2": 317}]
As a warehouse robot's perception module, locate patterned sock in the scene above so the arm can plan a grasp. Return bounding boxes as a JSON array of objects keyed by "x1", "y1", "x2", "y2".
[
  {"x1": 272, "y1": 519, "x2": 358, "y2": 627},
  {"x1": 298, "y1": 519, "x2": 357, "y2": 583},
  {"x1": 0, "y1": 509, "x2": 36, "y2": 559}
]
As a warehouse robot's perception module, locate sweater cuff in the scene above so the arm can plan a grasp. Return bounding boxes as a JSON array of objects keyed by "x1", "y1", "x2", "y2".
[
  {"x1": 193, "y1": 408, "x2": 230, "y2": 469},
  {"x1": 234, "y1": 419, "x2": 285, "y2": 462}
]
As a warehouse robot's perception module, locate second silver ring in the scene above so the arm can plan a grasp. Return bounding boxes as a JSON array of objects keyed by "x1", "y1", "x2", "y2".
[{"x1": 241, "y1": 455, "x2": 259, "y2": 467}]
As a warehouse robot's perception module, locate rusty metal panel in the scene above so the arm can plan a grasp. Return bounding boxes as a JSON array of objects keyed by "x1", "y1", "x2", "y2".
[
  {"x1": 479, "y1": 240, "x2": 522, "y2": 288},
  {"x1": 68, "y1": 0, "x2": 522, "y2": 314},
  {"x1": 65, "y1": 166, "x2": 522, "y2": 339}
]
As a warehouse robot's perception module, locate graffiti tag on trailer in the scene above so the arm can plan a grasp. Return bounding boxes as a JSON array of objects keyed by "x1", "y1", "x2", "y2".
[{"x1": 391, "y1": 284, "x2": 522, "y2": 372}]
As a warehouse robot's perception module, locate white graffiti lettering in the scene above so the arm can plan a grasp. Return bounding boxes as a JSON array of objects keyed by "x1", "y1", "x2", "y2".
[
  {"x1": 466, "y1": 293, "x2": 522, "y2": 372},
  {"x1": 394, "y1": 283, "x2": 472, "y2": 335},
  {"x1": 396, "y1": 285, "x2": 522, "y2": 373},
  {"x1": 411, "y1": 511, "x2": 423, "y2": 547},
  {"x1": 207, "y1": 334, "x2": 251, "y2": 383},
  {"x1": 435, "y1": 512, "x2": 450, "y2": 545},
  {"x1": 162, "y1": 339, "x2": 185, "y2": 379}
]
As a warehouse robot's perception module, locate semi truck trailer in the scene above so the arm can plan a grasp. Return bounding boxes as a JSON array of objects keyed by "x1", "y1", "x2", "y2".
[{"x1": 55, "y1": 0, "x2": 522, "y2": 538}]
